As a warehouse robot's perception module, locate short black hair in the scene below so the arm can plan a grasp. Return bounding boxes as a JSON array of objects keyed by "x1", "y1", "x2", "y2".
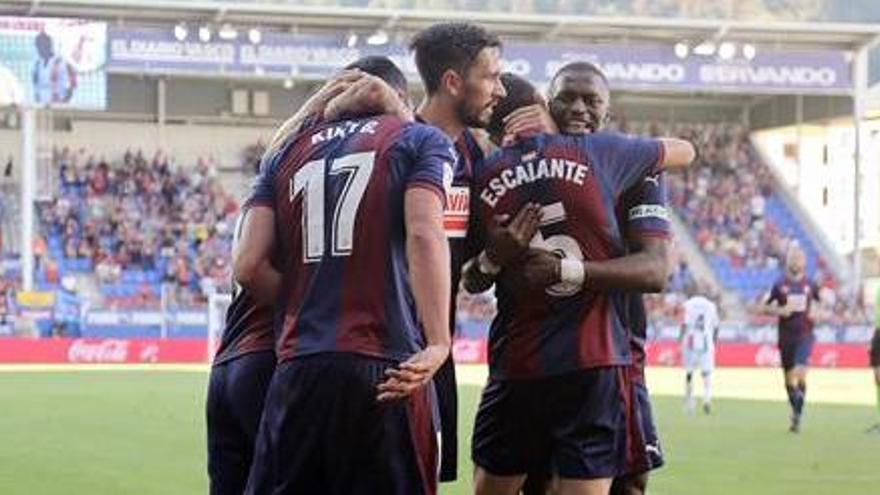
[
  {"x1": 550, "y1": 61, "x2": 609, "y2": 90},
  {"x1": 487, "y1": 73, "x2": 540, "y2": 142},
  {"x1": 344, "y1": 56, "x2": 408, "y2": 94},
  {"x1": 409, "y1": 23, "x2": 502, "y2": 94}
]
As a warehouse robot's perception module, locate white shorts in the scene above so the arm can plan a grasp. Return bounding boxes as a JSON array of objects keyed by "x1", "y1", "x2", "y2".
[{"x1": 683, "y1": 348, "x2": 715, "y2": 374}]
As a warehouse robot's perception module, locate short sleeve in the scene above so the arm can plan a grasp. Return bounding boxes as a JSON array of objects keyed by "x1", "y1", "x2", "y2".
[
  {"x1": 587, "y1": 132, "x2": 664, "y2": 195},
  {"x1": 621, "y1": 171, "x2": 670, "y2": 241},
  {"x1": 399, "y1": 124, "x2": 455, "y2": 204},
  {"x1": 244, "y1": 148, "x2": 284, "y2": 209}
]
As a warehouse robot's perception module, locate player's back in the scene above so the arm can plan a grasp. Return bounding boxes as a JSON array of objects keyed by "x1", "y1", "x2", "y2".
[
  {"x1": 250, "y1": 114, "x2": 452, "y2": 364},
  {"x1": 475, "y1": 131, "x2": 663, "y2": 379}
]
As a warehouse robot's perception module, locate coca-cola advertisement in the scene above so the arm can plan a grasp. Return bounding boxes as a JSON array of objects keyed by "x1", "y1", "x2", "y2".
[
  {"x1": 644, "y1": 342, "x2": 870, "y2": 368},
  {"x1": 0, "y1": 338, "x2": 206, "y2": 364}
]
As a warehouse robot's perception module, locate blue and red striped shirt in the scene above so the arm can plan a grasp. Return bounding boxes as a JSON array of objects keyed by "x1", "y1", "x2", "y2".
[
  {"x1": 247, "y1": 115, "x2": 455, "y2": 363},
  {"x1": 766, "y1": 276, "x2": 819, "y2": 342},
  {"x1": 474, "y1": 131, "x2": 664, "y2": 379}
]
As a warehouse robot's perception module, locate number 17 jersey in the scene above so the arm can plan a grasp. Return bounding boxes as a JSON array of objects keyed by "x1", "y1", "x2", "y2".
[{"x1": 247, "y1": 115, "x2": 455, "y2": 364}]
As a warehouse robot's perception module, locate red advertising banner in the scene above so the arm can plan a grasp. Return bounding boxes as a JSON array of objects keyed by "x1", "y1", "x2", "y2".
[
  {"x1": 0, "y1": 338, "x2": 869, "y2": 367},
  {"x1": 0, "y1": 338, "x2": 207, "y2": 364},
  {"x1": 646, "y1": 342, "x2": 870, "y2": 368},
  {"x1": 451, "y1": 339, "x2": 870, "y2": 368}
]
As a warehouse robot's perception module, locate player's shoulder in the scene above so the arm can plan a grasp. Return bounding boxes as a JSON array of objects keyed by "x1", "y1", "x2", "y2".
[
  {"x1": 391, "y1": 121, "x2": 454, "y2": 159},
  {"x1": 399, "y1": 120, "x2": 451, "y2": 143}
]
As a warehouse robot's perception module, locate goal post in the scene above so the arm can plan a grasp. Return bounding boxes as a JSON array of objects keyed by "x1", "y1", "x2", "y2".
[{"x1": 206, "y1": 290, "x2": 233, "y2": 363}]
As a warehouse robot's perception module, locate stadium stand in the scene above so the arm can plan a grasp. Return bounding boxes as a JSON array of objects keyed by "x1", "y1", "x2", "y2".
[{"x1": 36, "y1": 146, "x2": 239, "y2": 311}]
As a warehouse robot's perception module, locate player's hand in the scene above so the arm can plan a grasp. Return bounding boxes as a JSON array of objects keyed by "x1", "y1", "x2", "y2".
[
  {"x1": 518, "y1": 248, "x2": 562, "y2": 290},
  {"x1": 315, "y1": 70, "x2": 364, "y2": 103},
  {"x1": 324, "y1": 74, "x2": 413, "y2": 122},
  {"x1": 485, "y1": 203, "x2": 542, "y2": 267},
  {"x1": 503, "y1": 104, "x2": 559, "y2": 141},
  {"x1": 376, "y1": 344, "x2": 450, "y2": 402}
]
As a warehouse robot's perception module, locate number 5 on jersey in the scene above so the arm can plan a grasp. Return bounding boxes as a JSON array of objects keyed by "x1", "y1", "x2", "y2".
[{"x1": 290, "y1": 151, "x2": 376, "y2": 263}]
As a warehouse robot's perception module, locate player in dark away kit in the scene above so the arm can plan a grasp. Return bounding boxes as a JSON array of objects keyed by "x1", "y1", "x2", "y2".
[
  {"x1": 462, "y1": 73, "x2": 694, "y2": 495},
  {"x1": 205, "y1": 209, "x2": 275, "y2": 495},
  {"x1": 761, "y1": 245, "x2": 822, "y2": 433},
  {"x1": 408, "y1": 22, "x2": 506, "y2": 482},
  {"x1": 494, "y1": 63, "x2": 684, "y2": 495},
  {"x1": 235, "y1": 56, "x2": 455, "y2": 495}
]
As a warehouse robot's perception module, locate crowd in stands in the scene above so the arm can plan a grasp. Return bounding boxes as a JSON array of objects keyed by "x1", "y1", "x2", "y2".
[
  {"x1": 4, "y1": 119, "x2": 872, "y2": 333},
  {"x1": 35, "y1": 147, "x2": 240, "y2": 308},
  {"x1": 617, "y1": 120, "x2": 867, "y2": 323},
  {"x1": 641, "y1": 122, "x2": 789, "y2": 271}
]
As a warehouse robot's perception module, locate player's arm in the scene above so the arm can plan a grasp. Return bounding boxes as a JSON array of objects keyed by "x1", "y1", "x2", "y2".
[
  {"x1": 324, "y1": 73, "x2": 413, "y2": 123},
  {"x1": 232, "y1": 146, "x2": 283, "y2": 305},
  {"x1": 377, "y1": 188, "x2": 450, "y2": 402},
  {"x1": 378, "y1": 126, "x2": 454, "y2": 402},
  {"x1": 265, "y1": 70, "x2": 365, "y2": 155},
  {"x1": 758, "y1": 287, "x2": 792, "y2": 318},
  {"x1": 232, "y1": 207, "x2": 281, "y2": 306},
  {"x1": 461, "y1": 204, "x2": 542, "y2": 294},
  {"x1": 808, "y1": 282, "x2": 830, "y2": 322},
  {"x1": 713, "y1": 310, "x2": 721, "y2": 343},
  {"x1": 658, "y1": 138, "x2": 696, "y2": 170},
  {"x1": 588, "y1": 236, "x2": 671, "y2": 292},
  {"x1": 516, "y1": 236, "x2": 670, "y2": 293}
]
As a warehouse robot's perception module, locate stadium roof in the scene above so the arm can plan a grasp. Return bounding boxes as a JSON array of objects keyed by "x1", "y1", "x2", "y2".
[{"x1": 4, "y1": 0, "x2": 880, "y2": 51}]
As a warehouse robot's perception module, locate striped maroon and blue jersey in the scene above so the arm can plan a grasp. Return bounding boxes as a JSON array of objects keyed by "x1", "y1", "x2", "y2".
[
  {"x1": 766, "y1": 276, "x2": 819, "y2": 342},
  {"x1": 618, "y1": 173, "x2": 671, "y2": 369},
  {"x1": 414, "y1": 116, "x2": 486, "y2": 336},
  {"x1": 247, "y1": 115, "x2": 455, "y2": 364},
  {"x1": 475, "y1": 131, "x2": 665, "y2": 379},
  {"x1": 212, "y1": 211, "x2": 275, "y2": 366},
  {"x1": 447, "y1": 129, "x2": 485, "y2": 333}
]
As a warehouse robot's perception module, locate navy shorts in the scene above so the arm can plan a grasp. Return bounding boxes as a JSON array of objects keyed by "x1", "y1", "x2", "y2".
[
  {"x1": 434, "y1": 353, "x2": 458, "y2": 482},
  {"x1": 630, "y1": 368, "x2": 664, "y2": 473},
  {"x1": 245, "y1": 353, "x2": 440, "y2": 495},
  {"x1": 472, "y1": 366, "x2": 632, "y2": 480},
  {"x1": 870, "y1": 329, "x2": 880, "y2": 368},
  {"x1": 780, "y1": 335, "x2": 815, "y2": 371},
  {"x1": 206, "y1": 350, "x2": 275, "y2": 495}
]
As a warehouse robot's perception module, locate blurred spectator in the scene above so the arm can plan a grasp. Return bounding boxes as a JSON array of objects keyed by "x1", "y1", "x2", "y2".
[
  {"x1": 0, "y1": 277, "x2": 13, "y2": 335},
  {"x1": 37, "y1": 146, "x2": 240, "y2": 307},
  {"x1": 242, "y1": 140, "x2": 267, "y2": 175},
  {"x1": 52, "y1": 276, "x2": 81, "y2": 337}
]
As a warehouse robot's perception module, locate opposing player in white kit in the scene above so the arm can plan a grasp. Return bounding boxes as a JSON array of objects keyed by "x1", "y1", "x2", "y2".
[{"x1": 681, "y1": 293, "x2": 720, "y2": 415}]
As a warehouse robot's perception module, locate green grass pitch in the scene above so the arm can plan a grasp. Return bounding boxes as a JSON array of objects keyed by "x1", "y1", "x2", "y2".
[{"x1": 0, "y1": 370, "x2": 878, "y2": 495}]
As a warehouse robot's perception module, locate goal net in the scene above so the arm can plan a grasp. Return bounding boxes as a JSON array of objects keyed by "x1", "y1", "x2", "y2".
[{"x1": 206, "y1": 291, "x2": 233, "y2": 363}]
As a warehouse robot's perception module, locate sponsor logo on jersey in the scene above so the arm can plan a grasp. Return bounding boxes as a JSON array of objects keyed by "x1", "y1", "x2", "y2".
[{"x1": 444, "y1": 186, "x2": 470, "y2": 238}]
